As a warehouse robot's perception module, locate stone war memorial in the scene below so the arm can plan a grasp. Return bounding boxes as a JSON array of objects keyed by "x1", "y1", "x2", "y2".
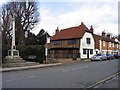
[{"x1": 3, "y1": 12, "x2": 38, "y2": 67}]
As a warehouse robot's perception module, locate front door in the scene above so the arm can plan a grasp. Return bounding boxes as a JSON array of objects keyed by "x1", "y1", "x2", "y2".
[{"x1": 87, "y1": 49, "x2": 89, "y2": 59}]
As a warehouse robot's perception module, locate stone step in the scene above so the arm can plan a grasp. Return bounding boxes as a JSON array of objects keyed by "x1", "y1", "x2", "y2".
[
  {"x1": 3, "y1": 62, "x2": 39, "y2": 68},
  {"x1": 24, "y1": 62, "x2": 39, "y2": 66},
  {"x1": 5, "y1": 60, "x2": 25, "y2": 63}
]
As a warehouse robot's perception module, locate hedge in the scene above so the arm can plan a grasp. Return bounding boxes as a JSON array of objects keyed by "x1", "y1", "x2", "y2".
[{"x1": 2, "y1": 45, "x2": 45, "y2": 63}]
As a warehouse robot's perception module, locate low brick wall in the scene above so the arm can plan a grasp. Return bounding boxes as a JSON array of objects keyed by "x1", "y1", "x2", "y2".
[{"x1": 58, "y1": 58, "x2": 81, "y2": 64}]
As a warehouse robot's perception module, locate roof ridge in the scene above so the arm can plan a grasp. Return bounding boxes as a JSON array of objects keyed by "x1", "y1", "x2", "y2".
[{"x1": 60, "y1": 25, "x2": 80, "y2": 31}]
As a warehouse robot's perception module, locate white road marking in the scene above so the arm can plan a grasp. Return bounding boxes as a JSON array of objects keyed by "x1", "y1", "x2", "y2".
[
  {"x1": 3, "y1": 74, "x2": 40, "y2": 83},
  {"x1": 62, "y1": 66, "x2": 88, "y2": 72}
]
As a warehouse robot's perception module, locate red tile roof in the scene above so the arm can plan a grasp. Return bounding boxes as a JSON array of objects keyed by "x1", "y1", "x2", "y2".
[
  {"x1": 93, "y1": 34, "x2": 118, "y2": 49},
  {"x1": 51, "y1": 23, "x2": 93, "y2": 40}
]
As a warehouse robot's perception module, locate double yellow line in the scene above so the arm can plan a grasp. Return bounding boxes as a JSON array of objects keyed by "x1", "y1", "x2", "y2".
[{"x1": 83, "y1": 72, "x2": 120, "y2": 89}]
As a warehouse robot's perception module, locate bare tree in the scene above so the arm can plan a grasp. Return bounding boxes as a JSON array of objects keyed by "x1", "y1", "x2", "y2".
[
  {"x1": 1, "y1": 0, "x2": 40, "y2": 45},
  {"x1": 1, "y1": 4, "x2": 12, "y2": 46}
]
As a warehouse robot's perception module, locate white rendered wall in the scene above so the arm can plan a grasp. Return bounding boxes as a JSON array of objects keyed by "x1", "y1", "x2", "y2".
[{"x1": 80, "y1": 32, "x2": 95, "y2": 59}]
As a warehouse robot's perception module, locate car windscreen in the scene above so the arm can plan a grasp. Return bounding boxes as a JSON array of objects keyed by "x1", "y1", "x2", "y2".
[{"x1": 95, "y1": 54, "x2": 102, "y2": 56}]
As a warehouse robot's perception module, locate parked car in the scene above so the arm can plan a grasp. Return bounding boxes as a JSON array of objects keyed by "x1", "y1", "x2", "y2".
[
  {"x1": 91, "y1": 54, "x2": 107, "y2": 61},
  {"x1": 114, "y1": 54, "x2": 120, "y2": 59},
  {"x1": 106, "y1": 54, "x2": 114, "y2": 60}
]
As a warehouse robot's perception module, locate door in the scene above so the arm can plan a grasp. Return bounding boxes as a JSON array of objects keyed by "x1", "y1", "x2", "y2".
[{"x1": 87, "y1": 49, "x2": 89, "y2": 59}]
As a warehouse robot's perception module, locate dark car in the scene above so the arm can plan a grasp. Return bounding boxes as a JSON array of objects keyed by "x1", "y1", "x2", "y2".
[
  {"x1": 106, "y1": 54, "x2": 114, "y2": 60},
  {"x1": 114, "y1": 54, "x2": 120, "y2": 59},
  {"x1": 91, "y1": 54, "x2": 107, "y2": 61}
]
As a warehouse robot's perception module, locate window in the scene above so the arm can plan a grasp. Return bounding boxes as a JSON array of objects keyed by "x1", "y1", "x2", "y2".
[
  {"x1": 86, "y1": 38, "x2": 91, "y2": 44},
  {"x1": 103, "y1": 41, "x2": 105, "y2": 47},
  {"x1": 90, "y1": 49, "x2": 93, "y2": 54},
  {"x1": 109, "y1": 42, "x2": 111, "y2": 47},
  {"x1": 83, "y1": 49, "x2": 87, "y2": 54},
  {"x1": 68, "y1": 39, "x2": 76, "y2": 45},
  {"x1": 53, "y1": 40, "x2": 60, "y2": 45},
  {"x1": 55, "y1": 50, "x2": 59, "y2": 54},
  {"x1": 96, "y1": 51, "x2": 98, "y2": 54},
  {"x1": 113, "y1": 43, "x2": 114, "y2": 47},
  {"x1": 117, "y1": 44, "x2": 118, "y2": 48}
]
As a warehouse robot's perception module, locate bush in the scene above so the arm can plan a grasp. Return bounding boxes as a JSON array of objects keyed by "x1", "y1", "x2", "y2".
[
  {"x1": 2, "y1": 45, "x2": 10, "y2": 63},
  {"x1": 2, "y1": 45, "x2": 45, "y2": 63}
]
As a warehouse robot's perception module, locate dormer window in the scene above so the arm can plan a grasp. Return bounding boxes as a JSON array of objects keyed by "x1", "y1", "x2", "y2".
[{"x1": 86, "y1": 38, "x2": 91, "y2": 44}]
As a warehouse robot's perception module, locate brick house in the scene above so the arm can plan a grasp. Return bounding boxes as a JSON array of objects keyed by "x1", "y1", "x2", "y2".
[
  {"x1": 94, "y1": 31, "x2": 119, "y2": 54},
  {"x1": 47, "y1": 22, "x2": 96, "y2": 59}
]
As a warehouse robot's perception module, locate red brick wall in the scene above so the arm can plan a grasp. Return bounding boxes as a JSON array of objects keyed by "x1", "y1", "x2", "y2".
[{"x1": 101, "y1": 41, "x2": 118, "y2": 51}]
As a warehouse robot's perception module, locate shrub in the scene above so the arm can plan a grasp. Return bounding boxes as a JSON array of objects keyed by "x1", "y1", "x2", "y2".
[{"x1": 2, "y1": 45, "x2": 45, "y2": 63}]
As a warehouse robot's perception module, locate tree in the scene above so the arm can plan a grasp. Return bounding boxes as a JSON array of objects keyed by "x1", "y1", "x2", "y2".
[
  {"x1": 37, "y1": 29, "x2": 50, "y2": 45},
  {"x1": 1, "y1": 1, "x2": 40, "y2": 45},
  {"x1": 25, "y1": 30, "x2": 38, "y2": 45},
  {"x1": 1, "y1": 4, "x2": 12, "y2": 46},
  {"x1": 118, "y1": 34, "x2": 120, "y2": 39}
]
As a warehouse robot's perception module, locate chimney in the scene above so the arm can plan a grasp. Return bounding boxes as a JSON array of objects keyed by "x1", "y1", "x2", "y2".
[
  {"x1": 55, "y1": 27, "x2": 59, "y2": 34},
  {"x1": 81, "y1": 22, "x2": 84, "y2": 26},
  {"x1": 102, "y1": 31, "x2": 106, "y2": 37},
  {"x1": 90, "y1": 25, "x2": 94, "y2": 33},
  {"x1": 107, "y1": 33, "x2": 111, "y2": 39},
  {"x1": 112, "y1": 37, "x2": 115, "y2": 40}
]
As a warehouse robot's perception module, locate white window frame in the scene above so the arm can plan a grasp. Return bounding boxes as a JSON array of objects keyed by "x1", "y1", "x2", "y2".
[
  {"x1": 109, "y1": 42, "x2": 111, "y2": 47},
  {"x1": 103, "y1": 41, "x2": 105, "y2": 47},
  {"x1": 113, "y1": 43, "x2": 114, "y2": 47},
  {"x1": 117, "y1": 44, "x2": 118, "y2": 48}
]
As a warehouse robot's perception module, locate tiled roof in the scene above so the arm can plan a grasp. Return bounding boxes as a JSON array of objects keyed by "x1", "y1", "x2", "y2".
[
  {"x1": 94, "y1": 34, "x2": 118, "y2": 42},
  {"x1": 51, "y1": 23, "x2": 93, "y2": 40},
  {"x1": 93, "y1": 34, "x2": 118, "y2": 49}
]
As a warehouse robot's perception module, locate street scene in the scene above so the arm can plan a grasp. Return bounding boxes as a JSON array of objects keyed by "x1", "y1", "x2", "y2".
[
  {"x1": 0, "y1": 0, "x2": 120, "y2": 89},
  {"x1": 2, "y1": 59, "x2": 119, "y2": 88}
]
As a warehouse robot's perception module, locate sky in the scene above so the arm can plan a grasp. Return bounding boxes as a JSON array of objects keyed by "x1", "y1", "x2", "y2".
[{"x1": 0, "y1": 0, "x2": 119, "y2": 36}]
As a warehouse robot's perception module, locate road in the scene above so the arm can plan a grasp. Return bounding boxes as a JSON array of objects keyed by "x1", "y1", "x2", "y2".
[{"x1": 2, "y1": 59, "x2": 119, "y2": 88}]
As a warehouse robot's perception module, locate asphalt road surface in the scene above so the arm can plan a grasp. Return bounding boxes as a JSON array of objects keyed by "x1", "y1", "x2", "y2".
[{"x1": 2, "y1": 59, "x2": 119, "y2": 88}]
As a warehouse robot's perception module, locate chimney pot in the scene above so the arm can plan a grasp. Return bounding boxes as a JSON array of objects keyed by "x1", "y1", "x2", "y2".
[
  {"x1": 55, "y1": 27, "x2": 59, "y2": 34},
  {"x1": 102, "y1": 31, "x2": 106, "y2": 37},
  {"x1": 81, "y1": 22, "x2": 84, "y2": 25},
  {"x1": 90, "y1": 25, "x2": 94, "y2": 33},
  {"x1": 107, "y1": 33, "x2": 111, "y2": 39}
]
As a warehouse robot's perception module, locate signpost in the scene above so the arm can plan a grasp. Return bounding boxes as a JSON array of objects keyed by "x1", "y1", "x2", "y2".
[{"x1": 45, "y1": 32, "x2": 48, "y2": 64}]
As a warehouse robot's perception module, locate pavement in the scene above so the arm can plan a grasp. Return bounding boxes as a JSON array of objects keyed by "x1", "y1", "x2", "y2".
[
  {"x1": 1, "y1": 63, "x2": 62, "y2": 72},
  {"x1": 1, "y1": 59, "x2": 91, "y2": 72},
  {"x1": 84, "y1": 72, "x2": 119, "y2": 89},
  {"x1": 99, "y1": 75, "x2": 119, "y2": 88}
]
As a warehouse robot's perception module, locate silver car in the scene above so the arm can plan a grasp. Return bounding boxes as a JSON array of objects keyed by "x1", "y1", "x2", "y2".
[{"x1": 91, "y1": 54, "x2": 107, "y2": 61}]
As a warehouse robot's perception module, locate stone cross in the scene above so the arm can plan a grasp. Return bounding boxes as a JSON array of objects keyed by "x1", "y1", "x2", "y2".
[
  {"x1": 11, "y1": 16, "x2": 16, "y2": 50},
  {"x1": 7, "y1": 15, "x2": 19, "y2": 58}
]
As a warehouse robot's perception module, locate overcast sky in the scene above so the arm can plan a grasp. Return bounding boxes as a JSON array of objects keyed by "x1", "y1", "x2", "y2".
[{"x1": 0, "y1": 0, "x2": 119, "y2": 36}]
